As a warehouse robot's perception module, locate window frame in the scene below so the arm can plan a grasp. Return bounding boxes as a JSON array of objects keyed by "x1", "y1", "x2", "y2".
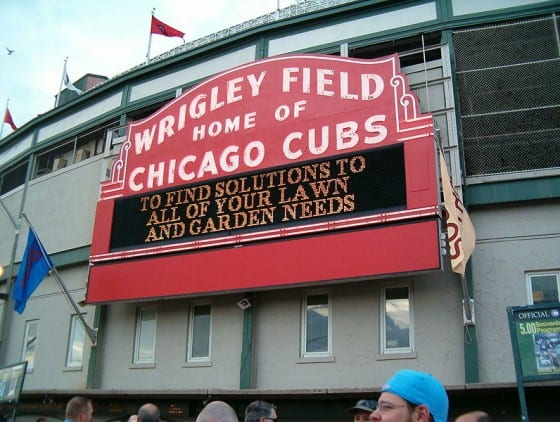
[
  {"x1": 133, "y1": 307, "x2": 157, "y2": 365},
  {"x1": 526, "y1": 271, "x2": 560, "y2": 305},
  {"x1": 66, "y1": 314, "x2": 86, "y2": 369},
  {"x1": 21, "y1": 319, "x2": 39, "y2": 372},
  {"x1": 186, "y1": 303, "x2": 212, "y2": 363},
  {"x1": 0, "y1": 159, "x2": 28, "y2": 195},
  {"x1": 33, "y1": 120, "x2": 119, "y2": 178},
  {"x1": 301, "y1": 291, "x2": 332, "y2": 358},
  {"x1": 380, "y1": 284, "x2": 414, "y2": 355}
]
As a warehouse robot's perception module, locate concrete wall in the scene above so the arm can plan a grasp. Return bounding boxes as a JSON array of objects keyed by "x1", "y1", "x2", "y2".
[
  {"x1": 0, "y1": 159, "x2": 102, "y2": 388},
  {"x1": 253, "y1": 274, "x2": 464, "y2": 389},
  {"x1": 19, "y1": 158, "x2": 103, "y2": 254},
  {"x1": 0, "y1": 156, "x2": 104, "y2": 261},
  {"x1": 97, "y1": 294, "x2": 245, "y2": 390},
  {"x1": 4, "y1": 264, "x2": 93, "y2": 390},
  {"x1": 92, "y1": 269, "x2": 464, "y2": 391},
  {"x1": 471, "y1": 201, "x2": 560, "y2": 383}
]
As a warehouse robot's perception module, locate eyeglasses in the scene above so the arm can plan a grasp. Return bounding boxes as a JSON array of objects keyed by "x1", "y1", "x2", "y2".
[{"x1": 374, "y1": 402, "x2": 409, "y2": 414}]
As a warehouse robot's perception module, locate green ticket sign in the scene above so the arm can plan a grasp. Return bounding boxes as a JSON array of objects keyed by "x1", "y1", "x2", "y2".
[{"x1": 508, "y1": 304, "x2": 560, "y2": 381}]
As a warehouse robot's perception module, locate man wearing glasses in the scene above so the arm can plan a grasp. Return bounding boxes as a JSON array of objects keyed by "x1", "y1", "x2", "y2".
[
  {"x1": 244, "y1": 400, "x2": 278, "y2": 422},
  {"x1": 369, "y1": 369, "x2": 448, "y2": 422}
]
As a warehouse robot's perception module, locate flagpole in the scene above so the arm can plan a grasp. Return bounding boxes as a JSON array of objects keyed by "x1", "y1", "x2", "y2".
[
  {"x1": 0, "y1": 196, "x2": 20, "y2": 232},
  {"x1": 0, "y1": 155, "x2": 32, "y2": 345},
  {"x1": 55, "y1": 57, "x2": 68, "y2": 107},
  {"x1": 436, "y1": 136, "x2": 476, "y2": 324},
  {"x1": 21, "y1": 213, "x2": 98, "y2": 345},
  {"x1": 0, "y1": 98, "x2": 8, "y2": 138},
  {"x1": 146, "y1": 8, "x2": 155, "y2": 64}
]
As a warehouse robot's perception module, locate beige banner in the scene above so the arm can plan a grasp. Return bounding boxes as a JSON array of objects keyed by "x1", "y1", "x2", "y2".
[{"x1": 440, "y1": 151, "x2": 476, "y2": 274}]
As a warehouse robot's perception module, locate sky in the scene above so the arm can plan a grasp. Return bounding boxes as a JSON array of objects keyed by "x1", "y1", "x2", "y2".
[{"x1": 0, "y1": 0, "x2": 287, "y2": 133}]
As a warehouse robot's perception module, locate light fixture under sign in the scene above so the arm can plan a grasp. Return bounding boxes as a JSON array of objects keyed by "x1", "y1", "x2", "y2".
[{"x1": 237, "y1": 297, "x2": 252, "y2": 310}]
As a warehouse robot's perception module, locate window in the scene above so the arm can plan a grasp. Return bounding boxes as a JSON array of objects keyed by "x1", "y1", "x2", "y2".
[
  {"x1": 66, "y1": 314, "x2": 85, "y2": 368},
  {"x1": 75, "y1": 123, "x2": 110, "y2": 158},
  {"x1": 133, "y1": 308, "x2": 157, "y2": 364},
  {"x1": 381, "y1": 286, "x2": 413, "y2": 354},
  {"x1": 22, "y1": 320, "x2": 38, "y2": 371},
  {"x1": 0, "y1": 159, "x2": 28, "y2": 195},
  {"x1": 33, "y1": 120, "x2": 118, "y2": 178},
  {"x1": 302, "y1": 293, "x2": 331, "y2": 357},
  {"x1": 34, "y1": 140, "x2": 74, "y2": 176},
  {"x1": 187, "y1": 304, "x2": 211, "y2": 362},
  {"x1": 527, "y1": 272, "x2": 560, "y2": 304}
]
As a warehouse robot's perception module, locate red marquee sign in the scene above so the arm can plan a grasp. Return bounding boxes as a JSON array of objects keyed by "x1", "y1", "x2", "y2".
[{"x1": 86, "y1": 54, "x2": 441, "y2": 303}]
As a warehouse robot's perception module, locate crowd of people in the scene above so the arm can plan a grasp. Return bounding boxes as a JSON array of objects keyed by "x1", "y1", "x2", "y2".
[
  {"x1": 59, "y1": 369, "x2": 491, "y2": 422},
  {"x1": 345, "y1": 369, "x2": 491, "y2": 421}
]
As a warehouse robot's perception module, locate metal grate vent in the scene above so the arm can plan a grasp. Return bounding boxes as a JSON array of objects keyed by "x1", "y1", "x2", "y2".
[{"x1": 453, "y1": 15, "x2": 560, "y2": 177}]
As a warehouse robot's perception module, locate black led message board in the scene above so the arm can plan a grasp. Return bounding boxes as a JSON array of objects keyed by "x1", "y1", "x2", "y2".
[{"x1": 110, "y1": 144, "x2": 406, "y2": 250}]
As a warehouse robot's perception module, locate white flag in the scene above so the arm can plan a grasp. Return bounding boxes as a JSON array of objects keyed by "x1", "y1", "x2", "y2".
[
  {"x1": 63, "y1": 69, "x2": 83, "y2": 94},
  {"x1": 440, "y1": 151, "x2": 476, "y2": 274}
]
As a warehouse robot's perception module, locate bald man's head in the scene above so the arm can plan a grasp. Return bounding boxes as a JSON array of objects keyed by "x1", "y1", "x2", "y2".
[
  {"x1": 196, "y1": 401, "x2": 238, "y2": 422},
  {"x1": 138, "y1": 403, "x2": 160, "y2": 422},
  {"x1": 455, "y1": 410, "x2": 491, "y2": 422}
]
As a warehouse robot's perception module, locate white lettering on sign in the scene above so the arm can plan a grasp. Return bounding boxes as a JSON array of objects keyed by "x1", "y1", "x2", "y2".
[
  {"x1": 134, "y1": 71, "x2": 267, "y2": 155},
  {"x1": 122, "y1": 55, "x2": 409, "y2": 194},
  {"x1": 283, "y1": 115, "x2": 388, "y2": 160},
  {"x1": 129, "y1": 141, "x2": 266, "y2": 192},
  {"x1": 282, "y1": 67, "x2": 384, "y2": 100}
]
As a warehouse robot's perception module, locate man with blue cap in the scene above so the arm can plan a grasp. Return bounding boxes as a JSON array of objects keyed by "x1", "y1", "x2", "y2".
[{"x1": 369, "y1": 369, "x2": 448, "y2": 422}]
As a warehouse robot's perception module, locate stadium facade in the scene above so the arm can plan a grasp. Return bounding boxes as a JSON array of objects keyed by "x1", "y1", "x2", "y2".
[{"x1": 1, "y1": 0, "x2": 559, "y2": 420}]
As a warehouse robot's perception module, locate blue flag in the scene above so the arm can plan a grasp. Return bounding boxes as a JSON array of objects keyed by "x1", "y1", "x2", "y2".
[{"x1": 12, "y1": 229, "x2": 53, "y2": 314}]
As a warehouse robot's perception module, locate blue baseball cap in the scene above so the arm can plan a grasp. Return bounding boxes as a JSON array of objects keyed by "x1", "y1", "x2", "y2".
[{"x1": 381, "y1": 369, "x2": 448, "y2": 422}]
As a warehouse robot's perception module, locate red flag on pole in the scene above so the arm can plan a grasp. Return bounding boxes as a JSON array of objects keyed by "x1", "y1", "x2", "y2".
[
  {"x1": 3, "y1": 107, "x2": 17, "y2": 131},
  {"x1": 150, "y1": 15, "x2": 185, "y2": 38}
]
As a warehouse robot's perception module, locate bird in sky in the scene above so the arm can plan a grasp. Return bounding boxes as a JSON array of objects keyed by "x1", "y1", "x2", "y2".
[{"x1": 6, "y1": 46, "x2": 15, "y2": 55}]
